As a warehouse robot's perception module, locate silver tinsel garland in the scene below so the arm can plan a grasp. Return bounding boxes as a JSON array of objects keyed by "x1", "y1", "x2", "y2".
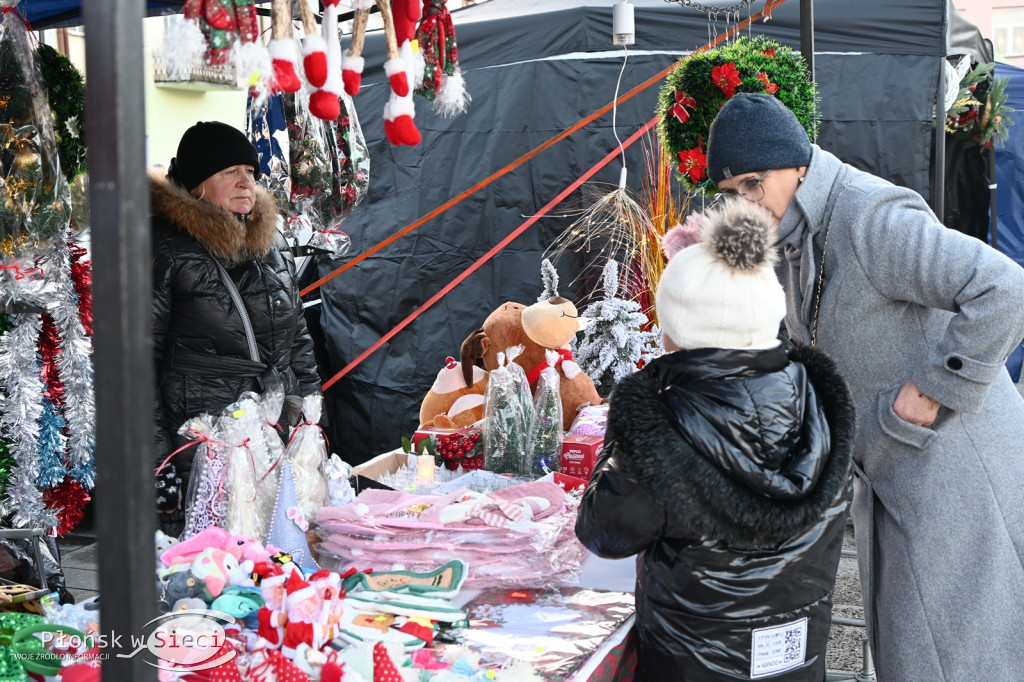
[
  {"x1": 0, "y1": 311, "x2": 58, "y2": 529},
  {"x1": 43, "y1": 233, "x2": 95, "y2": 486},
  {"x1": 0, "y1": 232, "x2": 96, "y2": 530}
]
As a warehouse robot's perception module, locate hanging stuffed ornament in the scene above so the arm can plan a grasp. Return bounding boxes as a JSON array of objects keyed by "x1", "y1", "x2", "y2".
[
  {"x1": 268, "y1": 0, "x2": 301, "y2": 94},
  {"x1": 205, "y1": 0, "x2": 260, "y2": 65},
  {"x1": 309, "y1": 0, "x2": 346, "y2": 121},
  {"x1": 385, "y1": 0, "x2": 423, "y2": 145},
  {"x1": 292, "y1": 0, "x2": 327, "y2": 90},
  {"x1": 415, "y1": 0, "x2": 469, "y2": 117},
  {"x1": 342, "y1": 0, "x2": 422, "y2": 145},
  {"x1": 166, "y1": 0, "x2": 268, "y2": 96}
]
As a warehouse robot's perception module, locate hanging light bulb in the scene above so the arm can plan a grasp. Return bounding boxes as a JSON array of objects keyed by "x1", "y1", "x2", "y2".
[{"x1": 613, "y1": 2, "x2": 635, "y2": 46}]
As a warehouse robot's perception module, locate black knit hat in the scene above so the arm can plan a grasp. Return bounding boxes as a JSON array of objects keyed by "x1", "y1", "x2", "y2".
[
  {"x1": 706, "y1": 93, "x2": 812, "y2": 185},
  {"x1": 166, "y1": 121, "x2": 261, "y2": 192}
]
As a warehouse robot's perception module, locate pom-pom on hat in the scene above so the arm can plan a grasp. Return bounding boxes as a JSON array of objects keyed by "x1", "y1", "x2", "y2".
[
  {"x1": 655, "y1": 198, "x2": 785, "y2": 351},
  {"x1": 167, "y1": 121, "x2": 261, "y2": 191},
  {"x1": 706, "y1": 93, "x2": 812, "y2": 185}
]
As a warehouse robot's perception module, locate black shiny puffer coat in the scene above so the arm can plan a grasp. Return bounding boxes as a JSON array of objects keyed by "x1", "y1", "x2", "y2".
[
  {"x1": 151, "y1": 171, "x2": 321, "y2": 484},
  {"x1": 575, "y1": 344, "x2": 854, "y2": 681}
]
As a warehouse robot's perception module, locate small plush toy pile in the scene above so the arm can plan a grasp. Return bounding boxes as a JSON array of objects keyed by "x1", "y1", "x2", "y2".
[
  {"x1": 420, "y1": 265, "x2": 603, "y2": 436},
  {"x1": 151, "y1": 527, "x2": 543, "y2": 681}
]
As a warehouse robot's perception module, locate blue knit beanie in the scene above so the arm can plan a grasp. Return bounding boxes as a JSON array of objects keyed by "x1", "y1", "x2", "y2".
[{"x1": 706, "y1": 94, "x2": 812, "y2": 185}]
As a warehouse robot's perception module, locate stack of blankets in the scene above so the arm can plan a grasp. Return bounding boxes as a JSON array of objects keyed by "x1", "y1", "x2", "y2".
[{"x1": 315, "y1": 480, "x2": 585, "y2": 588}]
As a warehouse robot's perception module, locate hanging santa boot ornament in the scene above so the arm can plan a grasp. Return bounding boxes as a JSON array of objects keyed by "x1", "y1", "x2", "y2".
[
  {"x1": 383, "y1": 95, "x2": 421, "y2": 146},
  {"x1": 268, "y1": 0, "x2": 301, "y2": 93},
  {"x1": 379, "y1": 0, "x2": 412, "y2": 97},
  {"x1": 342, "y1": 1, "x2": 373, "y2": 95},
  {"x1": 295, "y1": 0, "x2": 328, "y2": 89},
  {"x1": 309, "y1": 0, "x2": 344, "y2": 121},
  {"x1": 382, "y1": 0, "x2": 422, "y2": 145}
]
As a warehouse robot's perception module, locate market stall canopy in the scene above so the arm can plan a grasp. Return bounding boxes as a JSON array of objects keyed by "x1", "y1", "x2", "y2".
[{"x1": 304, "y1": 0, "x2": 953, "y2": 464}]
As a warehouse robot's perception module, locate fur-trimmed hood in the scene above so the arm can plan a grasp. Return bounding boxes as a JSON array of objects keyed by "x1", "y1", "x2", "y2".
[
  {"x1": 149, "y1": 168, "x2": 279, "y2": 262},
  {"x1": 609, "y1": 343, "x2": 855, "y2": 548}
]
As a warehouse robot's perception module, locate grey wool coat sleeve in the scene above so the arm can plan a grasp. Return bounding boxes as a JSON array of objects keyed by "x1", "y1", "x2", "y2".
[{"x1": 841, "y1": 181, "x2": 1024, "y2": 413}]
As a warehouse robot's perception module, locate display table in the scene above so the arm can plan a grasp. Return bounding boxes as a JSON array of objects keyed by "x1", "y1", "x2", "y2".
[{"x1": 344, "y1": 450, "x2": 639, "y2": 680}]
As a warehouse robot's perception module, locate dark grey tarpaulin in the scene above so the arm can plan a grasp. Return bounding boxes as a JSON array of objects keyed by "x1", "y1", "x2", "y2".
[{"x1": 305, "y1": 0, "x2": 950, "y2": 464}]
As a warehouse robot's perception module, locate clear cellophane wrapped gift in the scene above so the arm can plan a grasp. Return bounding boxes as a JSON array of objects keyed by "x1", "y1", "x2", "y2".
[{"x1": 283, "y1": 393, "x2": 329, "y2": 522}]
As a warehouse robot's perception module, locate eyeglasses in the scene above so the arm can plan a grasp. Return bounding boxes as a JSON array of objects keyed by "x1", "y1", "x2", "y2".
[{"x1": 717, "y1": 169, "x2": 773, "y2": 203}]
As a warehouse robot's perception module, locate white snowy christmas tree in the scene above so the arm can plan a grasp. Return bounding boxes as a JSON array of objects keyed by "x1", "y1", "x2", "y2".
[{"x1": 574, "y1": 260, "x2": 662, "y2": 397}]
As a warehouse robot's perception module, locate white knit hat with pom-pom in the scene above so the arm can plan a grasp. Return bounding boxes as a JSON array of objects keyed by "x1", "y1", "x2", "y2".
[{"x1": 655, "y1": 198, "x2": 786, "y2": 351}]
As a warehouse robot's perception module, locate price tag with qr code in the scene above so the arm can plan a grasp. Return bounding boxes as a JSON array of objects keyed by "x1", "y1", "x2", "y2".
[{"x1": 749, "y1": 617, "x2": 808, "y2": 679}]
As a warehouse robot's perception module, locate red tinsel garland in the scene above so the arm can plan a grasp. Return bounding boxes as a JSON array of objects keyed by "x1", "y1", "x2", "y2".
[
  {"x1": 38, "y1": 313, "x2": 65, "y2": 407},
  {"x1": 43, "y1": 477, "x2": 90, "y2": 536},
  {"x1": 68, "y1": 242, "x2": 93, "y2": 336}
]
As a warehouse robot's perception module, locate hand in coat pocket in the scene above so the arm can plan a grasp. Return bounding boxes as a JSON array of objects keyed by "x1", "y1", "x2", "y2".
[{"x1": 893, "y1": 379, "x2": 941, "y2": 427}]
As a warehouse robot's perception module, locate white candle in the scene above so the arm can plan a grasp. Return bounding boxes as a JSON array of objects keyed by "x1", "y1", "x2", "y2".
[{"x1": 417, "y1": 454, "x2": 435, "y2": 486}]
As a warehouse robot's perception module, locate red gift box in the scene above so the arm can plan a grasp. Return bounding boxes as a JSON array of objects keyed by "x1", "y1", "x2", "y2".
[
  {"x1": 560, "y1": 434, "x2": 605, "y2": 480},
  {"x1": 412, "y1": 426, "x2": 458, "y2": 451},
  {"x1": 414, "y1": 427, "x2": 483, "y2": 470}
]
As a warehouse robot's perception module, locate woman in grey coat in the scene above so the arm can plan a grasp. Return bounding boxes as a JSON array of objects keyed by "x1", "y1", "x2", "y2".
[{"x1": 705, "y1": 93, "x2": 1024, "y2": 682}]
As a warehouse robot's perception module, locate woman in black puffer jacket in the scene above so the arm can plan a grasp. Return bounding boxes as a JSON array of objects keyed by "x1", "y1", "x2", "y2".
[
  {"x1": 575, "y1": 199, "x2": 854, "y2": 681},
  {"x1": 151, "y1": 121, "x2": 322, "y2": 536}
]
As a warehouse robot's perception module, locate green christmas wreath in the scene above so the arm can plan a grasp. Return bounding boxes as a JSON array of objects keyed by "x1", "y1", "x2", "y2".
[
  {"x1": 944, "y1": 58, "x2": 1013, "y2": 151},
  {"x1": 38, "y1": 44, "x2": 86, "y2": 182},
  {"x1": 657, "y1": 36, "x2": 818, "y2": 196}
]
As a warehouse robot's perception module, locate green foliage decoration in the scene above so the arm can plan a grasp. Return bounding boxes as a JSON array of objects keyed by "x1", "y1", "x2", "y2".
[
  {"x1": 37, "y1": 44, "x2": 86, "y2": 182},
  {"x1": 657, "y1": 36, "x2": 818, "y2": 196},
  {"x1": 945, "y1": 59, "x2": 1014, "y2": 151}
]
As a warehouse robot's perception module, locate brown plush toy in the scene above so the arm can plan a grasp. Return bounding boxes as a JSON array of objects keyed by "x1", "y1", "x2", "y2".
[
  {"x1": 463, "y1": 300, "x2": 602, "y2": 431},
  {"x1": 419, "y1": 356, "x2": 488, "y2": 428}
]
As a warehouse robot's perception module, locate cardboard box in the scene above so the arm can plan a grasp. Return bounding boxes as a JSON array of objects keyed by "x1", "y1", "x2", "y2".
[
  {"x1": 351, "y1": 449, "x2": 412, "y2": 481},
  {"x1": 560, "y1": 434, "x2": 604, "y2": 480}
]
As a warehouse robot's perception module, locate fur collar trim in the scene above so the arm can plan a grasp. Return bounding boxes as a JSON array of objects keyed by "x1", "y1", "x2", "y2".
[
  {"x1": 149, "y1": 168, "x2": 279, "y2": 262},
  {"x1": 609, "y1": 343, "x2": 855, "y2": 548}
]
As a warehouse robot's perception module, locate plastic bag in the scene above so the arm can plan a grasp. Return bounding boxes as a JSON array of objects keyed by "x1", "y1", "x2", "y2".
[
  {"x1": 246, "y1": 92, "x2": 291, "y2": 208},
  {"x1": 0, "y1": 9, "x2": 72, "y2": 255},
  {"x1": 527, "y1": 350, "x2": 563, "y2": 476},
  {"x1": 483, "y1": 353, "x2": 528, "y2": 475},
  {"x1": 504, "y1": 345, "x2": 534, "y2": 437},
  {"x1": 219, "y1": 393, "x2": 280, "y2": 541},
  {"x1": 323, "y1": 453, "x2": 355, "y2": 507},
  {"x1": 0, "y1": 534, "x2": 72, "y2": 604},
  {"x1": 281, "y1": 82, "x2": 368, "y2": 245},
  {"x1": 255, "y1": 381, "x2": 287, "y2": 477},
  {"x1": 181, "y1": 414, "x2": 228, "y2": 539},
  {"x1": 283, "y1": 394, "x2": 329, "y2": 522}
]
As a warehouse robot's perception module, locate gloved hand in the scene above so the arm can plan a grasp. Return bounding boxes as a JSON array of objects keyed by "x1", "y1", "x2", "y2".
[
  {"x1": 155, "y1": 463, "x2": 182, "y2": 513},
  {"x1": 283, "y1": 396, "x2": 304, "y2": 429}
]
